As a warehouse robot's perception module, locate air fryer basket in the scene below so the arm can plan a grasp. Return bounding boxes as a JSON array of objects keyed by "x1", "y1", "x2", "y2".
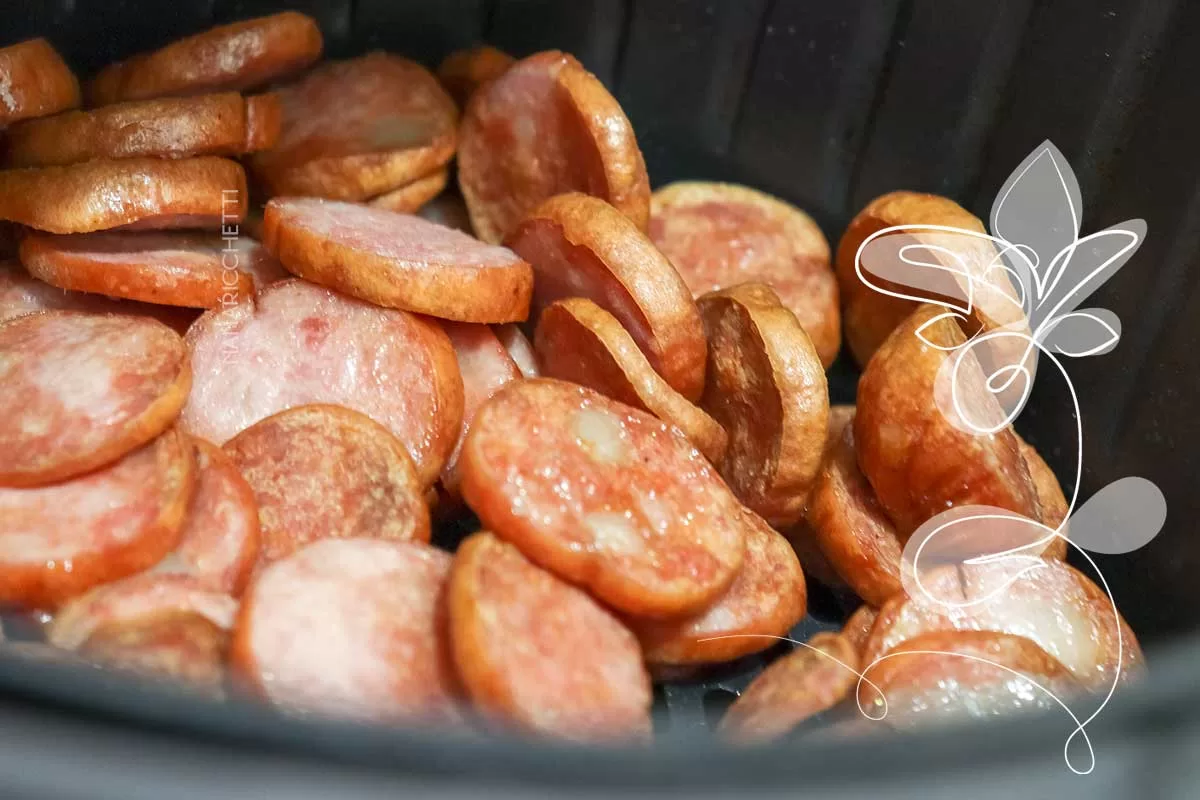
[{"x1": 4, "y1": 0, "x2": 1200, "y2": 797}]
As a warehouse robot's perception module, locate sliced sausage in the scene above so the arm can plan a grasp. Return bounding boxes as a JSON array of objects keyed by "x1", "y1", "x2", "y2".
[
  {"x1": 449, "y1": 532, "x2": 652, "y2": 741},
  {"x1": 440, "y1": 324, "x2": 522, "y2": 494},
  {"x1": 855, "y1": 304, "x2": 1040, "y2": 537},
  {"x1": 862, "y1": 560, "x2": 1143, "y2": 690},
  {"x1": 459, "y1": 379, "x2": 747, "y2": 618},
  {"x1": 231, "y1": 538, "x2": 461, "y2": 723},
  {"x1": 88, "y1": 12, "x2": 323, "y2": 105},
  {"x1": 0, "y1": 39, "x2": 80, "y2": 126},
  {"x1": 249, "y1": 53, "x2": 458, "y2": 201},
  {"x1": 0, "y1": 157, "x2": 248, "y2": 234},
  {"x1": 244, "y1": 92, "x2": 283, "y2": 152},
  {"x1": 180, "y1": 279, "x2": 464, "y2": 486},
  {"x1": 631, "y1": 510, "x2": 806, "y2": 665},
  {"x1": 1018, "y1": 434, "x2": 1070, "y2": 560},
  {"x1": 458, "y1": 51, "x2": 650, "y2": 244},
  {"x1": 718, "y1": 632, "x2": 859, "y2": 743},
  {"x1": 368, "y1": 169, "x2": 450, "y2": 214},
  {"x1": 697, "y1": 283, "x2": 829, "y2": 528},
  {"x1": 842, "y1": 605, "x2": 879, "y2": 655},
  {"x1": 859, "y1": 630, "x2": 1081, "y2": 729},
  {"x1": 149, "y1": 438, "x2": 260, "y2": 596},
  {"x1": 507, "y1": 192, "x2": 706, "y2": 400},
  {"x1": 0, "y1": 311, "x2": 191, "y2": 486},
  {"x1": 261, "y1": 198, "x2": 533, "y2": 323},
  {"x1": 494, "y1": 323, "x2": 539, "y2": 377},
  {"x1": 534, "y1": 297, "x2": 726, "y2": 464},
  {"x1": 224, "y1": 404, "x2": 431, "y2": 569},
  {"x1": 4, "y1": 93, "x2": 281, "y2": 168},
  {"x1": 0, "y1": 427, "x2": 194, "y2": 609},
  {"x1": 437, "y1": 45, "x2": 515, "y2": 107},
  {"x1": 650, "y1": 181, "x2": 840, "y2": 368}
]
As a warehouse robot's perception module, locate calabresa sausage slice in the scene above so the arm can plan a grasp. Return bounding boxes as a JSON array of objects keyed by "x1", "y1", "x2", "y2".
[
  {"x1": 508, "y1": 192, "x2": 707, "y2": 400},
  {"x1": 437, "y1": 46, "x2": 515, "y2": 107},
  {"x1": 0, "y1": 39, "x2": 80, "y2": 127},
  {"x1": 458, "y1": 51, "x2": 650, "y2": 244},
  {"x1": 368, "y1": 169, "x2": 449, "y2": 214},
  {"x1": 631, "y1": 511, "x2": 806, "y2": 665},
  {"x1": 88, "y1": 12, "x2": 323, "y2": 105},
  {"x1": 223, "y1": 405, "x2": 431, "y2": 569},
  {"x1": 0, "y1": 427, "x2": 194, "y2": 609},
  {"x1": 449, "y1": 532, "x2": 652, "y2": 741},
  {"x1": 534, "y1": 298, "x2": 727, "y2": 464},
  {"x1": 0, "y1": 158, "x2": 248, "y2": 234},
  {"x1": 262, "y1": 198, "x2": 533, "y2": 323},
  {"x1": 0, "y1": 311, "x2": 191, "y2": 486},
  {"x1": 231, "y1": 538, "x2": 461, "y2": 723},
  {"x1": 460, "y1": 379, "x2": 747, "y2": 618},
  {"x1": 698, "y1": 284, "x2": 829, "y2": 528},
  {"x1": 650, "y1": 182, "x2": 841, "y2": 368},
  {"x1": 180, "y1": 279, "x2": 464, "y2": 486}
]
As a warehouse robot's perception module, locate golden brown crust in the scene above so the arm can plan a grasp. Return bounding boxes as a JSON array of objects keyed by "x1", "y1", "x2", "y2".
[
  {"x1": 0, "y1": 39, "x2": 80, "y2": 127},
  {"x1": 437, "y1": 46, "x2": 516, "y2": 107},
  {"x1": 697, "y1": 283, "x2": 829, "y2": 527},
  {"x1": 535, "y1": 298, "x2": 727, "y2": 463},
  {"x1": 87, "y1": 12, "x2": 323, "y2": 105},
  {"x1": 508, "y1": 192, "x2": 707, "y2": 400},
  {"x1": 368, "y1": 169, "x2": 450, "y2": 214},
  {"x1": 242, "y1": 92, "x2": 282, "y2": 153}
]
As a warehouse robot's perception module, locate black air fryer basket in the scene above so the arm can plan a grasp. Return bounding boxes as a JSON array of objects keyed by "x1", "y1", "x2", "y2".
[{"x1": 4, "y1": 1, "x2": 1200, "y2": 798}]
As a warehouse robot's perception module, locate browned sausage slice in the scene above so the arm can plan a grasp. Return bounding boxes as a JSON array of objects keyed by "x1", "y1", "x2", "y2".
[
  {"x1": 180, "y1": 279, "x2": 464, "y2": 486},
  {"x1": 0, "y1": 427, "x2": 194, "y2": 609},
  {"x1": 231, "y1": 538, "x2": 461, "y2": 722},
  {"x1": 458, "y1": 51, "x2": 650, "y2": 244},
  {"x1": 507, "y1": 192, "x2": 706, "y2": 400},
  {"x1": 842, "y1": 605, "x2": 879, "y2": 655},
  {"x1": 368, "y1": 169, "x2": 450, "y2": 214},
  {"x1": 449, "y1": 532, "x2": 652, "y2": 741},
  {"x1": 0, "y1": 311, "x2": 191, "y2": 486},
  {"x1": 718, "y1": 632, "x2": 860, "y2": 743},
  {"x1": 631, "y1": 511, "x2": 806, "y2": 665},
  {"x1": 855, "y1": 304, "x2": 1040, "y2": 537},
  {"x1": 437, "y1": 46, "x2": 515, "y2": 107},
  {"x1": 0, "y1": 158, "x2": 248, "y2": 234},
  {"x1": 535, "y1": 298, "x2": 727, "y2": 463},
  {"x1": 250, "y1": 53, "x2": 458, "y2": 201},
  {"x1": 460, "y1": 379, "x2": 747, "y2": 617},
  {"x1": 697, "y1": 284, "x2": 829, "y2": 527},
  {"x1": 0, "y1": 39, "x2": 80, "y2": 126},
  {"x1": 262, "y1": 198, "x2": 533, "y2": 323},
  {"x1": 494, "y1": 322, "x2": 539, "y2": 377},
  {"x1": 224, "y1": 404, "x2": 430, "y2": 569},
  {"x1": 4, "y1": 93, "x2": 281, "y2": 168},
  {"x1": 651, "y1": 182, "x2": 841, "y2": 368},
  {"x1": 88, "y1": 12, "x2": 323, "y2": 105}
]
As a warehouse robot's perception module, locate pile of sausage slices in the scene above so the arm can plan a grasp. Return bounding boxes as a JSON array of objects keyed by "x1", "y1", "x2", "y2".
[{"x1": 0, "y1": 13, "x2": 1142, "y2": 744}]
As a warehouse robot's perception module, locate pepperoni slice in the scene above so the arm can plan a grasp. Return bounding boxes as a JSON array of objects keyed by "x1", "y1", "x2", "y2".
[
  {"x1": 806, "y1": 414, "x2": 903, "y2": 607},
  {"x1": 0, "y1": 427, "x2": 194, "y2": 609},
  {"x1": 223, "y1": 404, "x2": 430, "y2": 569},
  {"x1": 437, "y1": 45, "x2": 515, "y2": 107},
  {"x1": 262, "y1": 198, "x2": 532, "y2": 323},
  {"x1": 494, "y1": 323, "x2": 539, "y2": 377},
  {"x1": 368, "y1": 169, "x2": 450, "y2": 214},
  {"x1": 0, "y1": 39, "x2": 80, "y2": 127},
  {"x1": 535, "y1": 297, "x2": 727, "y2": 464},
  {"x1": 859, "y1": 630, "x2": 1081, "y2": 729},
  {"x1": 631, "y1": 511, "x2": 806, "y2": 665},
  {"x1": 0, "y1": 158, "x2": 248, "y2": 234},
  {"x1": 1017, "y1": 435, "x2": 1070, "y2": 560},
  {"x1": 0, "y1": 312, "x2": 191, "y2": 486},
  {"x1": 87, "y1": 12, "x2": 323, "y2": 105},
  {"x1": 180, "y1": 279, "x2": 463, "y2": 486},
  {"x1": 697, "y1": 283, "x2": 829, "y2": 527},
  {"x1": 718, "y1": 632, "x2": 859, "y2": 743},
  {"x1": 440, "y1": 324, "x2": 522, "y2": 494},
  {"x1": 862, "y1": 560, "x2": 1143, "y2": 690},
  {"x1": 507, "y1": 192, "x2": 706, "y2": 399},
  {"x1": 449, "y1": 532, "x2": 651, "y2": 740},
  {"x1": 650, "y1": 182, "x2": 841, "y2": 368},
  {"x1": 842, "y1": 605, "x2": 879, "y2": 655},
  {"x1": 4, "y1": 93, "x2": 280, "y2": 169},
  {"x1": 460, "y1": 379, "x2": 747, "y2": 618},
  {"x1": 149, "y1": 438, "x2": 259, "y2": 595},
  {"x1": 855, "y1": 304, "x2": 1040, "y2": 537},
  {"x1": 249, "y1": 53, "x2": 458, "y2": 201},
  {"x1": 231, "y1": 538, "x2": 461, "y2": 722},
  {"x1": 458, "y1": 51, "x2": 650, "y2": 244}
]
